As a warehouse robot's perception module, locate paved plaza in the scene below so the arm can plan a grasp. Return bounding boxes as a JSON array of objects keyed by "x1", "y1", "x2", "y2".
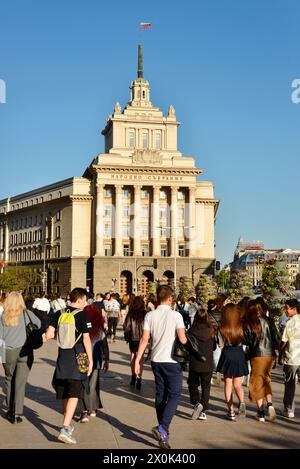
[{"x1": 0, "y1": 328, "x2": 299, "y2": 449}]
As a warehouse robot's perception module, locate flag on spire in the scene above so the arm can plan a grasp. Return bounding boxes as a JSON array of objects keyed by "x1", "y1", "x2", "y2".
[{"x1": 140, "y1": 22, "x2": 152, "y2": 29}]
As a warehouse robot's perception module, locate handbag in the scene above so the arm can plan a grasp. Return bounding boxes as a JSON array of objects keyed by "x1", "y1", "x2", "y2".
[
  {"x1": 23, "y1": 310, "x2": 43, "y2": 350},
  {"x1": 171, "y1": 337, "x2": 189, "y2": 363},
  {"x1": 76, "y1": 351, "x2": 90, "y2": 374}
]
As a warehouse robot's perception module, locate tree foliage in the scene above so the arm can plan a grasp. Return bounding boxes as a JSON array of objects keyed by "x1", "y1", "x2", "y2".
[
  {"x1": 215, "y1": 269, "x2": 231, "y2": 293},
  {"x1": 0, "y1": 266, "x2": 34, "y2": 293},
  {"x1": 261, "y1": 260, "x2": 295, "y2": 316}
]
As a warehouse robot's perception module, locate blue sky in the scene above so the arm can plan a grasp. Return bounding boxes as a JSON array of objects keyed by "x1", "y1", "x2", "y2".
[{"x1": 1, "y1": 0, "x2": 300, "y2": 265}]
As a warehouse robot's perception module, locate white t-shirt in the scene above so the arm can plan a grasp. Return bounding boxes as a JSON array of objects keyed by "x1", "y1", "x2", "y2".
[
  {"x1": 33, "y1": 297, "x2": 51, "y2": 313},
  {"x1": 143, "y1": 305, "x2": 185, "y2": 363},
  {"x1": 52, "y1": 298, "x2": 66, "y2": 312},
  {"x1": 282, "y1": 314, "x2": 300, "y2": 366}
]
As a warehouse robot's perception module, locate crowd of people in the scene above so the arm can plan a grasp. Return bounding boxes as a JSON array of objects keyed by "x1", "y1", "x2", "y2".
[{"x1": 0, "y1": 287, "x2": 299, "y2": 449}]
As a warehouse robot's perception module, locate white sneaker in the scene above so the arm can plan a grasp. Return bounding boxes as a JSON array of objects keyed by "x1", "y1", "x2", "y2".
[
  {"x1": 58, "y1": 427, "x2": 77, "y2": 444},
  {"x1": 191, "y1": 402, "x2": 203, "y2": 420},
  {"x1": 267, "y1": 405, "x2": 276, "y2": 422},
  {"x1": 283, "y1": 409, "x2": 295, "y2": 419},
  {"x1": 199, "y1": 412, "x2": 207, "y2": 420}
]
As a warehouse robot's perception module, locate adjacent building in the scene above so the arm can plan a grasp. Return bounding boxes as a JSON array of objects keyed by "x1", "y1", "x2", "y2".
[{"x1": 0, "y1": 45, "x2": 219, "y2": 295}]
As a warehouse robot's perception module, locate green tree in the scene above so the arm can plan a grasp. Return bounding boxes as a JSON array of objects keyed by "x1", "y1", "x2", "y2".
[
  {"x1": 228, "y1": 270, "x2": 253, "y2": 303},
  {"x1": 215, "y1": 269, "x2": 230, "y2": 293},
  {"x1": 0, "y1": 266, "x2": 34, "y2": 293},
  {"x1": 261, "y1": 260, "x2": 295, "y2": 318},
  {"x1": 195, "y1": 274, "x2": 218, "y2": 305},
  {"x1": 178, "y1": 276, "x2": 195, "y2": 302}
]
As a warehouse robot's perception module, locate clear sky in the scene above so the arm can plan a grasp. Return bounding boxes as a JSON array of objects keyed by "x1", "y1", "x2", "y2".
[{"x1": 1, "y1": 0, "x2": 300, "y2": 265}]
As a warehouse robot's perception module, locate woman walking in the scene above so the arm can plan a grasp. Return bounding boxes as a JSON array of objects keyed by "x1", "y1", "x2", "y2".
[
  {"x1": 79, "y1": 302, "x2": 109, "y2": 422},
  {"x1": 0, "y1": 292, "x2": 41, "y2": 423},
  {"x1": 244, "y1": 299, "x2": 280, "y2": 422},
  {"x1": 217, "y1": 303, "x2": 248, "y2": 420},
  {"x1": 187, "y1": 307, "x2": 215, "y2": 421},
  {"x1": 123, "y1": 296, "x2": 147, "y2": 389}
]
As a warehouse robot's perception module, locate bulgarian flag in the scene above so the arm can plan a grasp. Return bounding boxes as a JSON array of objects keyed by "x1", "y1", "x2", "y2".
[{"x1": 140, "y1": 22, "x2": 152, "y2": 29}]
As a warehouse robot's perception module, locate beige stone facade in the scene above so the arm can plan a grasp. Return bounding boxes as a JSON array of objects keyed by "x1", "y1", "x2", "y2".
[{"x1": 0, "y1": 45, "x2": 219, "y2": 296}]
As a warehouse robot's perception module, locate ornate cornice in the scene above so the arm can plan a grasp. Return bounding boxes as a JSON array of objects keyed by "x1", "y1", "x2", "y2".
[
  {"x1": 196, "y1": 198, "x2": 220, "y2": 217},
  {"x1": 92, "y1": 165, "x2": 202, "y2": 176},
  {"x1": 69, "y1": 195, "x2": 93, "y2": 202}
]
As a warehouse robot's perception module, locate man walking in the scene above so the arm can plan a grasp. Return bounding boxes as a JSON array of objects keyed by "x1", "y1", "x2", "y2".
[
  {"x1": 45, "y1": 288, "x2": 93, "y2": 444},
  {"x1": 279, "y1": 298, "x2": 300, "y2": 419},
  {"x1": 135, "y1": 285, "x2": 187, "y2": 449}
]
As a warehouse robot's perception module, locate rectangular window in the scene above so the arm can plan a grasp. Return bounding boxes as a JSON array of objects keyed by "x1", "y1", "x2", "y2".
[
  {"x1": 141, "y1": 190, "x2": 149, "y2": 199},
  {"x1": 123, "y1": 245, "x2": 130, "y2": 256},
  {"x1": 104, "y1": 204, "x2": 112, "y2": 217},
  {"x1": 141, "y1": 225, "x2": 149, "y2": 238},
  {"x1": 122, "y1": 224, "x2": 130, "y2": 237},
  {"x1": 142, "y1": 245, "x2": 149, "y2": 257},
  {"x1": 179, "y1": 245, "x2": 185, "y2": 257},
  {"x1": 123, "y1": 206, "x2": 130, "y2": 218},
  {"x1": 177, "y1": 226, "x2": 184, "y2": 238},
  {"x1": 160, "y1": 190, "x2": 167, "y2": 200},
  {"x1": 24, "y1": 232, "x2": 27, "y2": 244},
  {"x1": 104, "y1": 244, "x2": 112, "y2": 256},
  {"x1": 14, "y1": 234, "x2": 17, "y2": 245},
  {"x1": 160, "y1": 206, "x2": 167, "y2": 219},
  {"x1": 104, "y1": 188, "x2": 112, "y2": 198},
  {"x1": 56, "y1": 245, "x2": 61, "y2": 258},
  {"x1": 161, "y1": 227, "x2": 168, "y2": 237},
  {"x1": 123, "y1": 189, "x2": 130, "y2": 198},
  {"x1": 155, "y1": 132, "x2": 161, "y2": 150},
  {"x1": 56, "y1": 210, "x2": 61, "y2": 221},
  {"x1": 178, "y1": 191, "x2": 185, "y2": 200},
  {"x1": 141, "y1": 206, "x2": 148, "y2": 218},
  {"x1": 129, "y1": 130, "x2": 135, "y2": 148},
  {"x1": 104, "y1": 224, "x2": 112, "y2": 237},
  {"x1": 161, "y1": 245, "x2": 168, "y2": 257},
  {"x1": 56, "y1": 226, "x2": 61, "y2": 239},
  {"x1": 142, "y1": 132, "x2": 148, "y2": 149},
  {"x1": 28, "y1": 232, "x2": 32, "y2": 243}
]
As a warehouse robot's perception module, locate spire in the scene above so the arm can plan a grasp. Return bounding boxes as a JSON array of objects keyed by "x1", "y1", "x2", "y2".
[{"x1": 137, "y1": 44, "x2": 143, "y2": 78}]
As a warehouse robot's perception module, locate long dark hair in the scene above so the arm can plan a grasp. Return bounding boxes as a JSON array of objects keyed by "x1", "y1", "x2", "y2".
[
  {"x1": 193, "y1": 307, "x2": 215, "y2": 338},
  {"x1": 244, "y1": 300, "x2": 262, "y2": 340},
  {"x1": 128, "y1": 296, "x2": 147, "y2": 323},
  {"x1": 219, "y1": 303, "x2": 244, "y2": 346}
]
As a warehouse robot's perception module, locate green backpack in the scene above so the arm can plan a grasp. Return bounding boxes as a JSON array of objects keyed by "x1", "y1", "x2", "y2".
[{"x1": 56, "y1": 309, "x2": 82, "y2": 349}]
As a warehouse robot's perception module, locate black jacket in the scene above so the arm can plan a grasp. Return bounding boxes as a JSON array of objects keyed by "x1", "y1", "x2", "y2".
[
  {"x1": 186, "y1": 321, "x2": 215, "y2": 373},
  {"x1": 244, "y1": 316, "x2": 280, "y2": 358}
]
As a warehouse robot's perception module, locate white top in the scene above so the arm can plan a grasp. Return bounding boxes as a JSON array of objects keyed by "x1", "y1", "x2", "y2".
[
  {"x1": 282, "y1": 314, "x2": 300, "y2": 366},
  {"x1": 32, "y1": 297, "x2": 51, "y2": 313},
  {"x1": 143, "y1": 305, "x2": 185, "y2": 363},
  {"x1": 52, "y1": 298, "x2": 66, "y2": 312}
]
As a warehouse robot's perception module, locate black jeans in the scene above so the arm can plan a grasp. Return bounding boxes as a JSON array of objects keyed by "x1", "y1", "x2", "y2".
[
  {"x1": 187, "y1": 370, "x2": 212, "y2": 411},
  {"x1": 107, "y1": 317, "x2": 118, "y2": 338}
]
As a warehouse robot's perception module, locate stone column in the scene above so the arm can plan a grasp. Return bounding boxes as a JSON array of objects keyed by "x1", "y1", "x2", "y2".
[
  {"x1": 114, "y1": 185, "x2": 123, "y2": 256},
  {"x1": 95, "y1": 183, "x2": 104, "y2": 256},
  {"x1": 152, "y1": 186, "x2": 160, "y2": 256},
  {"x1": 4, "y1": 222, "x2": 9, "y2": 263},
  {"x1": 134, "y1": 185, "x2": 142, "y2": 256},
  {"x1": 188, "y1": 187, "x2": 196, "y2": 257},
  {"x1": 171, "y1": 186, "x2": 178, "y2": 257}
]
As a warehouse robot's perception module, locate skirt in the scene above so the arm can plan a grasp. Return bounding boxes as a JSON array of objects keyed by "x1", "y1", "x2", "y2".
[
  {"x1": 248, "y1": 356, "x2": 273, "y2": 402},
  {"x1": 216, "y1": 346, "x2": 249, "y2": 377},
  {"x1": 129, "y1": 341, "x2": 140, "y2": 354}
]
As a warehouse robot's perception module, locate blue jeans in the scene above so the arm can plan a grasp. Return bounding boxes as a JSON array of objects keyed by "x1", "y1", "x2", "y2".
[{"x1": 151, "y1": 362, "x2": 182, "y2": 431}]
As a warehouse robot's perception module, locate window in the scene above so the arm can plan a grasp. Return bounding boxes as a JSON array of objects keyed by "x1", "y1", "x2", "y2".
[
  {"x1": 104, "y1": 188, "x2": 112, "y2": 198},
  {"x1": 122, "y1": 224, "x2": 130, "y2": 237},
  {"x1": 28, "y1": 232, "x2": 32, "y2": 243},
  {"x1": 56, "y1": 226, "x2": 61, "y2": 239},
  {"x1": 23, "y1": 232, "x2": 27, "y2": 244},
  {"x1": 177, "y1": 226, "x2": 184, "y2": 238},
  {"x1": 161, "y1": 227, "x2": 168, "y2": 237},
  {"x1": 141, "y1": 206, "x2": 148, "y2": 218},
  {"x1": 141, "y1": 190, "x2": 149, "y2": 199},
  {"x1": 179, "y1": 245, "x2": 185, "y2": 257},
  {"x1": 129, "y1": 130, "x2": 135, "y2": 148},
  {"x1": 141, "y1": 225, "x2": 148, "y2": 237},
  {"x1": 104, "y1": 224, "x2": 112, "y2": 237},
  {"x1": 142, "y1": 244, "x2": 149, "y2": 257},
  {"x1": 40, "y1": 197, "x2": 43, "y2": 203},
  {"x1": 142, "y1": 90, "x2": 146, "y2": 99},
  {"x1": 14, "y1": 234, "x2": 17, "y2": 245},
  {"x1": 123, "y1": 189, "x2": 130, "y2": 198},
  {"x1": 35, "y1": 198, "x2": 38, "y2": 204},
  {"x1": 142, "y1": 132, "x2": 148, "y2": 149},
  {"x1": 178, "y1": 207, "x2": 185, "y2": 220},
  {"x1": 30, "y1": 200, "x2": 33, "y2": 206},
  {"x1": 160, "y1": 207, "x2": 167, "y2": 219},
  {"x1": 155, "y1": 132, "x2": 161, "y2": 150},
  {"x1": 58, "y1": 191, "x2": 62, "y2": 198},
  {"x1": 178, "y1": 191, "x2": 185, "y2": 200},
  {"x1": 104, "y1": 244, "x2": 112, "y2": 256},
  {"x1": 21, "y1": 203, "x2": 23, "y2": 209},
  {"x1": 123, "y1": 245, "x2": 131, "y2": 256},
  {"x1": 122, "y1": 206, "x2": 130, "y2": 218},
  {"x1": 49, "y1": 194, "x2": 52, "y2": 201},
  {"x1": 25, "y1": 201, "x2": 28, "y2": 207},
  {"x1": 56, "y1": 245, "x2": 61, "y2": 258},
  {"x1": 55, "y1": 268, "x2": 60, "y2": 282},
  {"x1": 160, "y1": 190, "x2": 167, "y2": 200},
  {"x1": 56, "y1": 210, "x2": 61, "y2": 221},
  {"x1": 104, "y1": 204, "x2": 112, "y2": 217},
  {"x1": 19, "y1": 234, "x2": 22, "y2": 244},
  {"x1": 161, "y1": 245, "x2": 168, "y2": 257}
]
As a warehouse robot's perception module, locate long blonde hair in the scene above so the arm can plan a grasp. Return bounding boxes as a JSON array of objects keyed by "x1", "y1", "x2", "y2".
[{"x1": 3, "y1": 292, "x2": 25, "y2": 327}]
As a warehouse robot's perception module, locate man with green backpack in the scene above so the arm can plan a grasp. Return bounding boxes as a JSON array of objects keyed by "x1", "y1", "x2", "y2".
[{"x1": 45, "y1": 287, "x2": 93, "y2": 444}]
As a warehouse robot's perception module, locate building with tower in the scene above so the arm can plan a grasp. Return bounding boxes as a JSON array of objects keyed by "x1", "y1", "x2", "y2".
[{"x1": 0, "y1": 45, "x2": 219, "y2": 295}]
